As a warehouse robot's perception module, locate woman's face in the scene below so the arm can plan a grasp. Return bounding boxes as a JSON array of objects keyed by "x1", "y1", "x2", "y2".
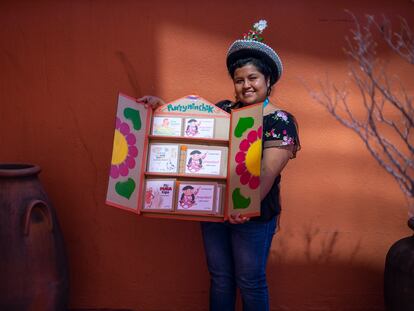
[{"x1": 233, "y1": 64, "x2": 269, "y2": 105}]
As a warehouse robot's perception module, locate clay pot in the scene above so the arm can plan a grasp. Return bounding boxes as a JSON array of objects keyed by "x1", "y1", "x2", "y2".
[
  {"x1": 384, "y1": 217, "x2": 414, "y2": 311},
  {"x1": 0, "y1": 163, "x2": 69, "y2": 310}
]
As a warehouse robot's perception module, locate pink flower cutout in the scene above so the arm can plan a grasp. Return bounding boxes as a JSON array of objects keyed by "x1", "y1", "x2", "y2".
[
  {"x1": 235, "y1": 126, "x2": 262, "y2": 190},
  {"x1": 110, "y1": 117, "x2": 138, "y2": 179}
]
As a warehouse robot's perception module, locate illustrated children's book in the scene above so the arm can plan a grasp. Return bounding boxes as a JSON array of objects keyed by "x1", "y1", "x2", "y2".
[
  {"x1": 183, "y1": 118, "x2": 215, "y2": 138},
  {"x1": 143, "y1": 179, "x2": 175, "y2": 211},
  {"x1": 147, "y1": 143, "x2": 179, "y2": 173},
  {"x1": 151, "y1": 116, "x2": 182, "y2": 137},
  {"x1": 176, "y1": 182, "x2": 216, "y2": 212},
  {"x1": 178, "y1": 144, "x2": 228, "y2": 177},
  {"x1": 185, "y1": 148, "x2": 221, "y2": 175}
]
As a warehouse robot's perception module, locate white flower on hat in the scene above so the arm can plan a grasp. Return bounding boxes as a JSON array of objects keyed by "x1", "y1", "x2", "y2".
[
  {"x1": 243, "y1": 20, "x2": 268, "y2": 42},
  {"x1": 253, "y1": 20, "x2": 267, "y2": 34}
]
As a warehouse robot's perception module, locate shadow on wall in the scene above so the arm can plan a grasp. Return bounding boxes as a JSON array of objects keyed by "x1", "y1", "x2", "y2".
[
  {"x1": 267, "y1": 224, "x2": 384, "y2": 311},
  {"x1": 268, "y1": 261, "x2": 384, "y2": 311},
  {"x1": 116, "y1": 51, "x2": 142, "y2": 97}
]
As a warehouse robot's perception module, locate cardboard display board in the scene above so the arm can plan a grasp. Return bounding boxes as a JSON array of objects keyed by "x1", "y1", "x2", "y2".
[
  {"x1": 153, "y1": 95, "x2": 230, "y2": 140},
  {"x1": 106, "y1": 94, "x2": 262, "y2": 221},
  {"x1": 106, "y1": 93, "x2": 152, "y2": 213},
  {"x1": 228, "y1": 103, "x2": 263, "y2": 217}
]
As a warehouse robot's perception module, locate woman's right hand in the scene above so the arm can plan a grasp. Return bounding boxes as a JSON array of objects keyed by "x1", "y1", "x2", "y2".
[
  {"x1": 137, "y1": 95, "x2": 165, "y2": 110},
  {"x1": 228, "y1": 213, "x2": 250, "y2": 224}
]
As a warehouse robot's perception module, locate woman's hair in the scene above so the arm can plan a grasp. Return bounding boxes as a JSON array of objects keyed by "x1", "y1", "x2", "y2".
[{"x1": 228, "y1": 57, "x2": 275, "y2": 86}]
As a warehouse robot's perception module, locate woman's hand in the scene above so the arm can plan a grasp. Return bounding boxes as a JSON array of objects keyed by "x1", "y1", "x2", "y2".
[
  {"x1": 228, "y1": 213, "x2": 250, "y2": 224},
  {"x1": 136, "y1": 95, "x2": 165, "y2": 110}
]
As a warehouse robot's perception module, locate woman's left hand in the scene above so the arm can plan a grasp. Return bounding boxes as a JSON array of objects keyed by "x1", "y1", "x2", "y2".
[
  {"x1": 228, "y1": 213, "x2": 250, "y2": 224},
  {"x1": 136, "y1": 95, "x2": 165, "y2": 110}
]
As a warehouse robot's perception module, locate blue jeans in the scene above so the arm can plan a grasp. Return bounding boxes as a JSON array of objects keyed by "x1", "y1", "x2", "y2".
[{"x1": 201, "y1": 217, "x2": 277, "y2": 311}]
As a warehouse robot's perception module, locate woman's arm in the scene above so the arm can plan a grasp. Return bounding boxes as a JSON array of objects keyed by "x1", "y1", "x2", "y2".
[
  {"x1": 260, "y1": 147, "x2": 292, "y2": 200},
  {"x1": 229, "y1": 147, "x2": 292, "y2": 224}
]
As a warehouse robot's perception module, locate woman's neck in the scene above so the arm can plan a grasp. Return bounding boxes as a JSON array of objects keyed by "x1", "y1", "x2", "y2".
[{"x1": 263, "y1": 99, "x2": 281, "y2": 115}]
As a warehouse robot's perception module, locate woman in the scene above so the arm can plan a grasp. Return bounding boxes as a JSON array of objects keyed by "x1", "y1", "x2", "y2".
[{"x1": 138, "y1": 20, "x2": 300, "y2": 311}]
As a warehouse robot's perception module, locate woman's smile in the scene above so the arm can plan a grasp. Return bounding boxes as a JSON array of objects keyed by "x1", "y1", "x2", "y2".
[{"x1": 233, "y1": 64, "x2": 269, "y2": 105}]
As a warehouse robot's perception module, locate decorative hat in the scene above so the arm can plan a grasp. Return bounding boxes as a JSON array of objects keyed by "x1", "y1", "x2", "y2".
[{"x1": 226, "y1": 20, "x2": 283, "y2": 85}]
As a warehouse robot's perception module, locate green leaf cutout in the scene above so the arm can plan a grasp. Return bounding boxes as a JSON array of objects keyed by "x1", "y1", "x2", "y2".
[
  {"x1": 232, "y1": 188, "x2": 251, "y2": 209},
  {"x1": 124, "y1": 108, "x2": 141, "y2": 130},
  {"x1": 115, "y1": 178, "x2": 136, "y2": 199},
  {"x1": 234, "y1": 117, "x2": 254, "y2": 138}
]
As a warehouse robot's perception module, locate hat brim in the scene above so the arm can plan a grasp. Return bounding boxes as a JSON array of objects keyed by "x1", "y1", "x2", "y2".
[{"x1": 226, "y1": 40, "x2": 283, "y2": 84}]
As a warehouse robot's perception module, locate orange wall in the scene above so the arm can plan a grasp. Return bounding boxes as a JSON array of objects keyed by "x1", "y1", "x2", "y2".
[{"x1": 1, "y1": 1, "x2": 413, "y2": 310}]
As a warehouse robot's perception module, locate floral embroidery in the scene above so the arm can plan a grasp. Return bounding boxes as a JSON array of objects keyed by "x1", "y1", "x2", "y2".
[
  {"x1": 265, "y1": 128, "x2": 280, "y2": 139},
  {"x1": 282, "y1": 135, "x2": 295, "y2": 145},
  {"x1": 272, "y1": 110, "x2": 290, "y2": 124},
  {"x1": 264, "y1": 111, "x2": 296, "y2": 146}
]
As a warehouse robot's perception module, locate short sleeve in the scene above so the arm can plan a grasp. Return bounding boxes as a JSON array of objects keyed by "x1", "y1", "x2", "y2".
[
  {"x1": 263, "y1": 110, "x2": 301, "y2": 158},
  {"x1": 215, "y1": 100, "x2": 233, "y2": 113}
]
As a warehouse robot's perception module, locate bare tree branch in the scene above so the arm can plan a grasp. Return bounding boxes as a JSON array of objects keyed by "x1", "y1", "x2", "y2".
[{"x1": 309, "y1": 12, "x2": 414, "y2": 202}]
